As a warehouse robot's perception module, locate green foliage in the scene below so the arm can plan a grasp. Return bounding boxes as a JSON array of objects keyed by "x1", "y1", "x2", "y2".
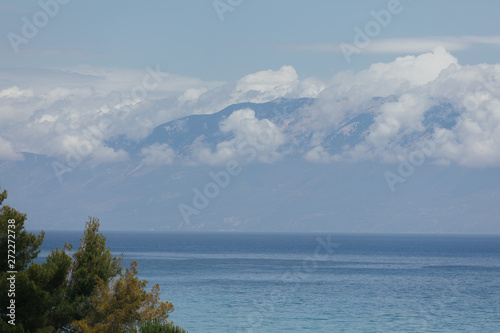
[
  {"x1": 72, "y1": 261, "x2": 174, "y2": 333},
  {"x1": 69, "y1": 217, "x2": 122, "y2": 299},
  {"x1": 10, "y1": 248, "x2": 73, "y2": 331},
  {"x1": 0, "y1": 186, "x2": 187, "y2": 333},
  {"x1": 0, "y1": 319, "x2": 26, "y2": 332},
  {"x1": 131, "y1": 320, "x2": 189, "y2": 333},
  {"x1": 0, "y1": 186, "x2": 47, "y2": 330},
  {"x1": 0, "y1": 185, "x2": 45, "y2": 272}
]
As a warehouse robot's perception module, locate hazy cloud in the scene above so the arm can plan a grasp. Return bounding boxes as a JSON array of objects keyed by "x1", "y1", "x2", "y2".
[
  {"x1": 1, "y1": 48, "x2": 500, "y2": 168},
  {"x1": 307, "y1": 48, "x2": 500, "y2": 167},
  {"x1": 279, "y1": 35, "x2": 500, "y2": 55},
  {"x1": 0, "y1": 65, "x2": 320, "y2": 164},
  {"x1": 141, "y1": 143, "x2": 176, "y2": 166},
  {"x1": 230, "y1": 66, "x2": 300, "y2": 103},
  {"x1": 0, "y1": 136, "x2": 23, "y2": 161},
  {"x1": 191, "y1": 109, "x2": 286, "y2": 165}
]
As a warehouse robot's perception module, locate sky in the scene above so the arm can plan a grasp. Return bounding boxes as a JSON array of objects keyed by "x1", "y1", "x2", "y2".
[
  {"x1": 1, "y1": 0, "x2": 500, "y2": 232},
  {"x1": 1, "y1": 0, "x2": 500, "y2": 80}
]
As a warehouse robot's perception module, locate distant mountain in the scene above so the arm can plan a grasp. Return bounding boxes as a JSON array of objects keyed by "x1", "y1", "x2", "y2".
[
  {"x1": 105, "y1": 96, "x2": 462, "y2": 163},
  {"x1": 1, "y1": 98, "x2": 499, "y2": 233}
]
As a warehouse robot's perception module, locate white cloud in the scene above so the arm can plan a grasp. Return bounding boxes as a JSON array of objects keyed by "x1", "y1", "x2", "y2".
[
  {"x1": 192, "y1": 109, "x2": 286, "y2": 165},
  {"x1": 306, "y1": 48, "x2": 500, "y2": 167},
  {"x1": 279, "y1": 35, "x2": 500, "y2": 55},
  {"x1": 430, "y1": 96, "x2": 500, "y2": 167},
  {"x1": 326, "y1": 94, "x2": 431, "y2": 163},
  {"x1": 296, "y1": 77, "x2": 327, "y2": 98},
  {"x1": 140, "y1": 143, "x2": 176, "y2": 166},
  {"x1": 37, "y1": 114, "x2": 58, "y2": 123},
  {"x1": 305, "y1": 47, "x2": 457, "y2": 133},
  {"x1": 45, "y1": 87, "x2": 94, "y2": 104},
  {"x1": 0, "y1": 65, "x2": 322, "y2": 162},
  {"x1": 2, "y1": 49, "x2": 500, "y2": 168},
  {"x1": 177, "y1": 88, "x2": 208, "y2": 105},
  {"x1": 0, "y1": 86, "x2": 33, "y2": 99},
  {"x1": 361, "y1": 47, "x2": 458, "y2": 86},
  {"x1": 230, "y1": 66, "x2": 300, "y2": 103},
  {"x1": 363, "y1": 38, "x2": 467, "y2": 54},
  {"x1": 57, "y1": 134, "x2": 128, "y2": 166},
  {"x1": 0, "y1": 137, "x2": 23, "y2": 161},
  {"x1": 89, "y1": 146, "x2": 129, "y2": 166},
  {"x1": 329, "y1": 46, "x2": 457, "y2": 97},
  {"x1": 368, "y1": 95, "x2": 430, "y2": 146},
  {"x1": 304, "y1": 146, "x2": 333, "y2": 163}
]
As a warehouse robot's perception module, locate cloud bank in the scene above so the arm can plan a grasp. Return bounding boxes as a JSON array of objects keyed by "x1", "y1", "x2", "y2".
[
  {"x1": 1, "y1": 48, "x2": 500, "y2": 168},
  {"x1": 0, "y1": 65, "x2": 312, "y2": 166},
  {"x1": 191, "y1": 108, "x2": 286, "y2": 166},
  {"x1": 305, "y1": 47, "x2": 500, "y2": 167}
]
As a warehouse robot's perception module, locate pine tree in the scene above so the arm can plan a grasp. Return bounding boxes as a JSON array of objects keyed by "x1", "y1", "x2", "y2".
[
  {"x1": 72, "y1": 261, "x2": 174, "y2": 332},
  {"x1": 0, "y1": 185, "x2": 44, "y2": 272},
  {"x1": 0, "y1": 186, "x2": 184, "y2": 332}
]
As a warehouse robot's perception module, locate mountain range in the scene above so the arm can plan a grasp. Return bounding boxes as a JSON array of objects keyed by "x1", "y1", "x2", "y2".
[{"x1": 1, "y1": 97, "x2": 498, "y2": 233}]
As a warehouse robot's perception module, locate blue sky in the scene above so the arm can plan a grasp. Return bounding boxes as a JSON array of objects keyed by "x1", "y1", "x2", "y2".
[{"x1": 1, "y1": 0, "x2": 500, "y2": 80}]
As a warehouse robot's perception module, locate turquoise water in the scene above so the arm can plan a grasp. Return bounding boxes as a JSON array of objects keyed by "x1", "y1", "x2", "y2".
[{"x1": 40, "y1": 232, "x2": 500, "y2": 332}]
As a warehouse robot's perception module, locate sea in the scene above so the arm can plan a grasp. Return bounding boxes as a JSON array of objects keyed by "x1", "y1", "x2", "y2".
[{"x1": 37, "y1": 232, "x2": 500, "y2": 332}]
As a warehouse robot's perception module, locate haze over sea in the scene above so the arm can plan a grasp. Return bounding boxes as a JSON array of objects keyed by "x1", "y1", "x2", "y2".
[{"x1": 38, "y1": 231, "x2": 500, "y2": 332}]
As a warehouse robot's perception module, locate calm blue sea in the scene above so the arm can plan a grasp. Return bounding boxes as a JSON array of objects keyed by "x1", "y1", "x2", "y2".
[{"x1": 38, "y1": 232, "x2": 500, "y2": 332}]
